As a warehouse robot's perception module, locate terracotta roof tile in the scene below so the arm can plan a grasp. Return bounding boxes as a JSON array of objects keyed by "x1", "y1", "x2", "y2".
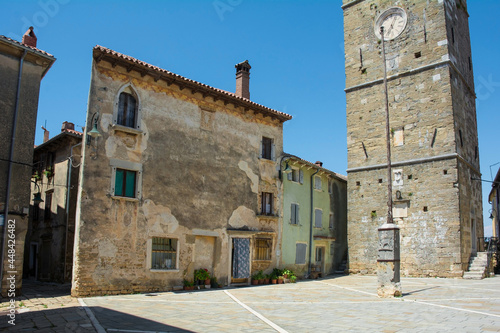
[
  {"x1": 93, "y1": 45, "x2": 292, "y2": 121},
  {"x1": 0, "y1": 35, "x2": 54, "y2": 58},
  {"x1": 285, "y1": 153, "x2": 347, "y2": 181}
]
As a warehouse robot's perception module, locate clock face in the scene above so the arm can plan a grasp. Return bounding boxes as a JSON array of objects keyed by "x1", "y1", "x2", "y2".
[{"x1": 374, "y1": 7, "x2": 407, "y2": 41}]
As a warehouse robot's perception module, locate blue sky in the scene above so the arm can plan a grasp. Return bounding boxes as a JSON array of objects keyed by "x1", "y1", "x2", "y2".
[{"x1": 1, "y1": 0, "x2": 498, "y2": 235}]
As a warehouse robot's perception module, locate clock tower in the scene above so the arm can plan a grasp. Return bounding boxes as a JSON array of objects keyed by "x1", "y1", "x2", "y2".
[{"x1": 342, "y1": 0, "x2": 483, "y2": 277}]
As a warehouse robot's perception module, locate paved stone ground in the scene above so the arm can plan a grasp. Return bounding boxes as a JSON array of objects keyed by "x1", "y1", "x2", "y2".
[
  {"x1": 1, "y1": 275, "x2": 500, "y2": 332},
  {"x1": 0, "y1": 280, "x2": 95, "y2": 332}
]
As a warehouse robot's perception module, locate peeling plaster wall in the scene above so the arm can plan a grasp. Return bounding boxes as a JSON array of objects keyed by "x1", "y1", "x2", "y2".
[{"x1": 72, "y1": 59, "x2": 284, "y2": 296}]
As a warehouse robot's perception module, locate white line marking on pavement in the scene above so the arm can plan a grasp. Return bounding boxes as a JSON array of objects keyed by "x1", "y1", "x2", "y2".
[
  {"x1": 78, "y1": 298, "x2": 106, "y2": 333},
  {"x1": 107, "y1": 329, "x2": 171, "y2": 333},
  {"x1": 314, "y1": 280, "x2": 380, "y2": 297},
  {"x1": 224, "y1": 290, "x2": 289, "y2": 333},
  {"x1": 412, "y1": 299, "x2": 500, "y2": 318}
]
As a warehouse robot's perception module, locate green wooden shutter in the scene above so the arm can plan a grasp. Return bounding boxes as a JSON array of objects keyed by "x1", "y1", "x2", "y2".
[
  {"x1": 115, "y1": 169, "x2": 124, "y2": 196},
  {"x1": 124, "y1": 170, "x2": 136, "y2": 197}
]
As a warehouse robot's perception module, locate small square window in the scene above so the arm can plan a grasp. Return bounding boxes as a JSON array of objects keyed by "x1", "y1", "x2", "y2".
[
  {"x1": 314, "y1": 209, "x2": 322, "y2": 228},
  {"x1": 261, "y1": 137, "x2": 273, "y2": 160},
  {"x1": 261, "y1": 192, "x2": 273, "y2": 216},
  {"x1": 44, "y1": 191, "x2": 53, "y2": 221},
  {"x1": 295, "y1": 243, "x2": 307, "y2": 265},
  {"x1": 254, "y1": 238, "x2": 272, "y2": 260},
  {"x1": 151, "y1": 237, "x2": 177, "y2": 270},
  {"x1": 314, "y1": 176, "x2": 322, "y2": 190},
  {"x1": 291, "y1": 203, "x2": 299, "y2": 225},
  {"x1": 115, "y1": 169, "x2": 137, "y2": 198}
]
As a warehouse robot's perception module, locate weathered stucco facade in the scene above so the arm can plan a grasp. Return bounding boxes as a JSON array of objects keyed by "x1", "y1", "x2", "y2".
[
  {"x1": 343, "y1": 0, "x2": 482, "y2": 277},
  {"x1": 280, "y1": 156, "x2": 347, "y2": 278},
  {"x1": 72, "y1": 46, "x2": 291, "y2": 296},
  {"x1": 0, "y1": 31, "x2": 55, "y2": 296}
]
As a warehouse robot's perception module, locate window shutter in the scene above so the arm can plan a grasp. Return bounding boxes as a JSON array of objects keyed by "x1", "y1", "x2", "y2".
[
  {"x1": 296, "y1": 243, "x2": 307, "y2": 265},
  {"x1": 271, "y1": 143, "x2": 275, "y2": 161},
  {"x1": 296, "y1": 204, "x2": 300, "y2": 224},
  {"x1": 291, "y1": 204, "x2": 296, "y2": 224},
  {"x1": 259, "y1": 138, "x2": 263, "y2": 158},
  {"x1": 315, "y1": 209, "x2": 322, "y2": 228},
  {"x1": 299, "y1": 169, "x2": 304, "y2": 184}
]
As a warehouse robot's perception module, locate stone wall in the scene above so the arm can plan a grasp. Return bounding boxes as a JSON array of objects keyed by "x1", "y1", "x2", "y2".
[{"x1": 343, "y1": 0, "x2": 482, "y2": 277}]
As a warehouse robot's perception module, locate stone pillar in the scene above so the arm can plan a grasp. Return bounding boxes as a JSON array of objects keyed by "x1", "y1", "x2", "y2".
[{"x1": 377, "y1": 223, "x2": 401, "y2": 297}]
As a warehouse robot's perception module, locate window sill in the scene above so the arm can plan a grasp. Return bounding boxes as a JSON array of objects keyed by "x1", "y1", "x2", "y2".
[
  {"x1": 110, "y1": 195, "x2": 139, "y2": 202},
  {"x1": 257, "y1": 214, "x2": 279, "y2": 221},
  {"x1": 150, "y1": 269, "x2": 179, "y2": 273},
  {"x1": 259, "y1": 158, "x2": 276, "y2": 163},
  {"x1": 111, "y1": 124, "x2": 143, "y2": 136},
  {"x1": 253, "y1": 259, "x2": 272, "y2": 262}
]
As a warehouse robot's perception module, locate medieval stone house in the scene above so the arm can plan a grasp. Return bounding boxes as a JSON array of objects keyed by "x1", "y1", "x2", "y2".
[
  {"x1": 24, "y1": 122, "x2": 82, "y2": 283},
  {"x1": 0, "y1": 29, "x2": 55, "y2": 296},
  {"x1": 71, "y1": 46, "x2": 291, "y2": 296}
]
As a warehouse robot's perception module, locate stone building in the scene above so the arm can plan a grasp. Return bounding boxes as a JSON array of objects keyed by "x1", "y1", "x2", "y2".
[
  {"x1": 342, "y1": 0, "x2": 482, "y2": 277},
  {"x1": 23, "y1": 122, "x2": 82, "y2": 283},
  {"x1": 71, "y1": 46, "x2": 291, "y2": 296},
  {"x1": 489, "y1": 168, "x2": 500, "y2": 240},
  {"x1": 280, "y1": 155, "x2": 347, "y2": 278},
  {"x1": 0, "y1": 28, "x2": 55, "y2": 295}
]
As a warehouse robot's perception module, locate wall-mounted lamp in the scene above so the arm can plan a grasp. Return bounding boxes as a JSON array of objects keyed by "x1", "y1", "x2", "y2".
[
  {"x1": 32, "y1": 181, "x2": 43, "y2": 205},
  {"x1": 279, "y1": 155, "x2": 292, "y2": 180},
  {"x1": 87, "y1": 112, "x2": 101, "y2": 159},
  {"x1": 396, "y1": 190, "x2": 402, "y2": 200}
]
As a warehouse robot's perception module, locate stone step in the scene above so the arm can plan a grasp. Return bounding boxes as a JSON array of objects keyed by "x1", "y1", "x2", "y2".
[{"x1": 463, "y1": 273, "x2": 484, "y2": 280}]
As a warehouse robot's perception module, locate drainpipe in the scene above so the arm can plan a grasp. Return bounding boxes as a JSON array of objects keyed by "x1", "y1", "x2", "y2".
[
  {"x1": 1, "y1": 50, "x2": 27, "y2": 291},
  {"x1": 63, "y1": 142, "x2": 81, "y2": 282},
  {"x1": 308, "y1": 167, "x2": 320, "y2": 278}
]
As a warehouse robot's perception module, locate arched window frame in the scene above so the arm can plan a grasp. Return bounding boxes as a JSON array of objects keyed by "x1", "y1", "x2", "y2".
[{"x1": 113, "y1": 84, "x2": 142, "y2": 130}]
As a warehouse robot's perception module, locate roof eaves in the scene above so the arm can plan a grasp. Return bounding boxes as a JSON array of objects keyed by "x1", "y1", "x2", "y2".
[
  {"x1": 93, "y1": 46, "x2": 292, "y2": 122},
  {"x1": 285, "y1": 153, "x2": 347, "y2": 181}
]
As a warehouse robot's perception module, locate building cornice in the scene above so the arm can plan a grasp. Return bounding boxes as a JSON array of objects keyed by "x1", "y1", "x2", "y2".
[
  {"x1": 345, "y1": 59, "x2": 476, "y2": 99},
  {"x1": 347, "y1": 152, "x2": 480, "y2": 175},
  {"x1": 93, "y1": 46, "x2": 292, "y2": 123}
]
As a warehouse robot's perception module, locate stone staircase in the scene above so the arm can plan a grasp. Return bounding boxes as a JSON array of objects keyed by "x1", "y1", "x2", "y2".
[
  {"x1": 463, "y1": 252, "x2": 488, "y2": 280},
  {"x1": 334, "y1": 259, "x2": 348, "y2": 275}
]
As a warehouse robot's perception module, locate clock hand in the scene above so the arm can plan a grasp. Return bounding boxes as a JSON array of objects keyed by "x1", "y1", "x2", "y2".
[{"x1": 387, "y1": 17, "x2": 397, "y2": 36}]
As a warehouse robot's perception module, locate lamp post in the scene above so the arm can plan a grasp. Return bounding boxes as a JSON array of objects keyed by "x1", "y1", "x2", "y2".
[{"x1": 377, "y1": 26, "x2": 401, "y2": 297}]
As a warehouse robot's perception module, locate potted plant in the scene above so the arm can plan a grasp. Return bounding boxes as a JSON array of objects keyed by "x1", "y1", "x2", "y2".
[
  {"x1": 263, "y1": 274, "x2": 270, "y2": 285},
  {"x1": 256, "y1": 270, "x2": 265, "y2": 284},
  {"x1": 251, "y1": 272, "x2": 260, "y2": 285},
  {"x1": 194, "y1": 268, "x2": 210, "y2": 285},
  {"x1": 289, "y1": 274, "x2": 297, "y2": 283},
  {"x1": 270, "y1": 273, "x2": 277, "y2": 284},
  {"x1": 183, "y1": 279, "x2": 194, "y2": 290},
  {"x1": 282, "y1": 269, "x2": 292, "y2": 279},
  {"x1": 277, "y1": 275, "x2": 284, "y2": 284}
]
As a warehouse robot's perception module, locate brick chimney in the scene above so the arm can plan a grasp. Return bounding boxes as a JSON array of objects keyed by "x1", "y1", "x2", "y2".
[
  {"x1": 61, "y1": 121, "x2": 75, "y2": 132},
  {"x1": 235, "y1": 60, "x2": 251, "y2": 99},
  {"x1": 315, "y1": 161, "x2": 323, "y2": 167},
  {"x1": 22, "y1": 26, "x2": 37, "y2": 48},
  {"x1": 41, "y1": 126, "x2": 49, "y2": 143}
]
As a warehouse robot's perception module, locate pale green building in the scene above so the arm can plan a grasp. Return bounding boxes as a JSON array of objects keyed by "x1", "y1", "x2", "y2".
[{"x1": 280, "y1": 155, "x2": 347, "y2": 278}]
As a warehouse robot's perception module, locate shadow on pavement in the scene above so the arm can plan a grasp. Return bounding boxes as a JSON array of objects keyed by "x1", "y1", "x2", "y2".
[{"x1": 89, "y1": 306, "x2": 195, "y2": 333}]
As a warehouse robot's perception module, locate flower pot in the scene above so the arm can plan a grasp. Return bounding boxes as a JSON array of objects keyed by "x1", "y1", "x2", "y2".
[
  {"x1": 264, "y1": 278, "x2": 270, "y2": 284},
  {"x1": 271, "y1": 279, "x2": 277, "y2": 284},
  {"x1": 258, "y1": 279, "x2": 264, "y2": 285},
  {"x1": 204, "y1": 279, "x2": 211, "y2": 285},
  {"x1": 252, "y1": 279, "x2": 259, "y2": 285},
  {"x1": 184, "y1": 286, "x2": 194, "y2": 291},
  {"x1": 278, "y1": 279, "x2": 284, "y2": 284}
]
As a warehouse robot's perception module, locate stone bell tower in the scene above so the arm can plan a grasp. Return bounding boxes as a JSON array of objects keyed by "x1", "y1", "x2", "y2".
[{"x1": 342, "y1": 0, "x2": 482, "y2": 277}]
